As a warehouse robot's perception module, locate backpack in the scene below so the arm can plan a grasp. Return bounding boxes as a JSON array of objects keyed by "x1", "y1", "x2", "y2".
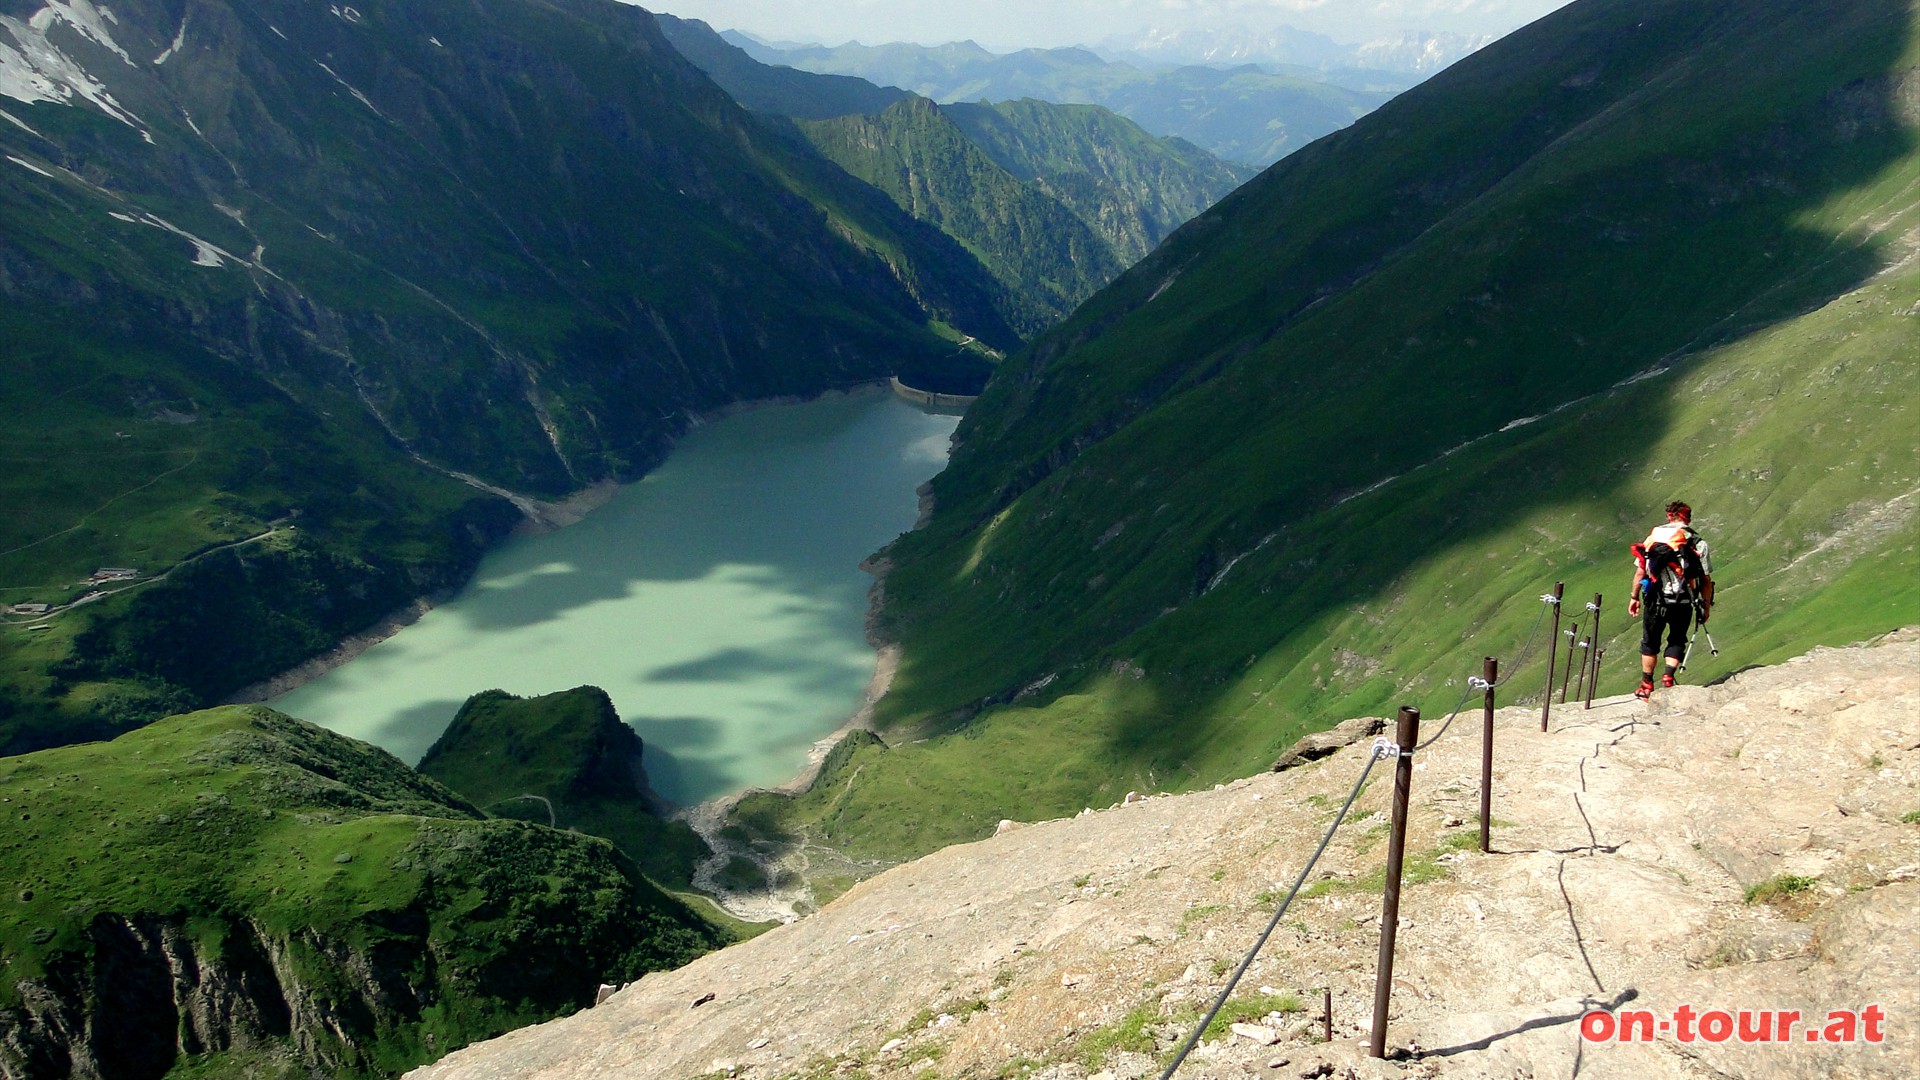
[{"x1": 1632, "y1": 532, "x2": 1706, "y2": 607}]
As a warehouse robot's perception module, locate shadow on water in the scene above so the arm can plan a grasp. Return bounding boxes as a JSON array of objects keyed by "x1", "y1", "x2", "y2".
[
  {"x1": 647, "y1": 647, "x2": 820, "y2": 684},
  {"x1": 439, "y1": 386, "x2": 939, "y2": 635},
  {"x1": 276, "y1": 387, "x2": 959, "y2": 803},
  {"x1": 631, "y1": 716, "x2": 736, "y2": 806},
  {"x1": 368, "y1": 697, "x2": 469, "y2": 763}
]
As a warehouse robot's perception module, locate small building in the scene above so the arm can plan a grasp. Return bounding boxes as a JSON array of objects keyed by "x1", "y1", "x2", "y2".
[{"x1": 12, "y1": 604, "x2": 51, "y2": 615}]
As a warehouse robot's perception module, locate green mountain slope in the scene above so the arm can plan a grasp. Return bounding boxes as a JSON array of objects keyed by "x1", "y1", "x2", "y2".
[
  {"x1": 0, "y1": 0, "x2": 1019, "y2": 751},
  {"x1": 942, "y1": 99, "x2": 1254, "y2": 265},
  {"x1": 0, "y1": 705, "x2": 725, "y2": 1078},
  {"x1": 418, "y1": 686, "x2": 708, "y2": 889},
  {"x1": 653, "y1": 14, "x2": 909, "y2": 119},
  {"x1": 735, "y1": 0, "x2": 1920, "y2": 859},
  {"x1": 727, "y1": 37, "x2": 1388, "y2": 166},
  {"x1": 799, "y1": 96, "x2": 1124, "y2": 334}
]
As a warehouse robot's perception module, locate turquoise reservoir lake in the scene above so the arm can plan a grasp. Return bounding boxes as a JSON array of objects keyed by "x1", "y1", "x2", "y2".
[{"x1": 272, "y1": 386, "x2": 958, "y2": 805}]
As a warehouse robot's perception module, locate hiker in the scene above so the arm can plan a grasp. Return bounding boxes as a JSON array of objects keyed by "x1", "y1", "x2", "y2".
[{"x1": 1626, "y1": 500, "x2": 1714, "y2": 699}]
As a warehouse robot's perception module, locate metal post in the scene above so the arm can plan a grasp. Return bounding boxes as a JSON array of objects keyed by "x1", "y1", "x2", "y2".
[
  {"x1": 1540, "y1": 582, "x2": 1563, "y2": 731},
  {"x1": 1583, "y1": 594, "x2": 1603, "y2": 709},
  {"x1": 1369, "y1": 705, "x2": 1420, "y2": 1059},
  {"x1": 1478, "y1": 656, "x2": 1497, "y2": 854},
  {"x1": 1586, "y1": 647, "x2": 1605, "y2": 709},
  {"x1": 1558, "y1": 621, "x2": 1580, "y2": 703},
  {"x1": 1323, "y1": 987, "x2": 1333, "y2": 1044},
  {"x1": 1571, "y1": 633, "x2": 1590, "y2": 704}
]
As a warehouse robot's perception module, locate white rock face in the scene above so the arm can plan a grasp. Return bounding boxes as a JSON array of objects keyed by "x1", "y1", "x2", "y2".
[
  {"x1": 412, "y1": 630, "x2": 1920, "y2": 1080},
  {"x1": 0, "y1": 0, "x2": 143, "y2": 132}
]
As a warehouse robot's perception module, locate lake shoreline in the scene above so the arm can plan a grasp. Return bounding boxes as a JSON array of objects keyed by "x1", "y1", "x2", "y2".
[{"x1": 227, "y1": 385, "x2": 895, "y2": 712}]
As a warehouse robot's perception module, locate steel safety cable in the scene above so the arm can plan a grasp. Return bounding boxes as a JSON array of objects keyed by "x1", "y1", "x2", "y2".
[
  {"x1": 1156, "y1": 747, "x2": 1385, "y2": 1080},
  {"x1": 1414, "y1": 586, "x2": 1558, "y2": 752},
  {"x1": 1490, "y1": 593, "x2": 1555, "y2": 689}
]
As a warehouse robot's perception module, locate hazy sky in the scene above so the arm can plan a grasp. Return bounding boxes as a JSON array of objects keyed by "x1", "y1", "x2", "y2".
[{"x1": 644, "y1": 0, "x2": 1579, "y2": 51}]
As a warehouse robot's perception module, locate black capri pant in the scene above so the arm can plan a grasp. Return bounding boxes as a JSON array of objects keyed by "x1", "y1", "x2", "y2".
[{"x1": 1640, "y1": 598, "x2": 1693, "y2": 660}]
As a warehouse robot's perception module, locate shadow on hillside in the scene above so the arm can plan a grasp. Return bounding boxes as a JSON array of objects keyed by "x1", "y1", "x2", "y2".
[{"x1": 1087, "y1": 0, "x2": 1920, "y2": 774}]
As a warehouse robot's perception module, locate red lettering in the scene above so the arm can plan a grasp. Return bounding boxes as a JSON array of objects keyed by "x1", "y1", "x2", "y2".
[
  {"x1": 1863, "y1": 1005, "x2": 1886, "y2": 1044},
  {"x1": 1580, "y1": 1011, "x2": 1615, "y2": 1042},
  {"x1": 1776, "y1": 1010, "x2": 1801, "y2": 1042},
  {"x1": 1738, "y1": 1010, "x2": 1771, "y2": 1042},
  {"x1": 1674, "y1": 1004, "x2": 1698, "y2": 1043},
  {"x1": 1618, "y1": 1009, "x2": 1655, "y2": 1043},
  {"x1": 1699, "y1": 1010, "x2": 1733, "y2": 1043},
  {"x1": 1823, "y1": 1011, "x2": 1857, "y2": 1043}
]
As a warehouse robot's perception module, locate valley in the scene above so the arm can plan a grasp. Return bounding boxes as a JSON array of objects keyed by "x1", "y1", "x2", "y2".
[{"x1": 4, "y1": 0, "x2": 1920, "y2": 1075}]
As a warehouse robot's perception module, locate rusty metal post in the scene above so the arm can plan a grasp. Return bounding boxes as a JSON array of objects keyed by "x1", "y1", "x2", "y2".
[
  {"x1": 1540, "y1": 582, "x2": 1563, "y2": 731},
  {"x1": 1558, "y1": 621, "x2": 1580, "y2": 703},
  {"x1": 1478, "y1": 656, "x2": 1498, "y2": 854},
  {"x1": 1369, "y1": 705, "x2": 1420, "y2": 1059},
  {"x1": 1571, "y1": 634, "x2": 1590, "y2": 704},
  {"x1": 1323, "y1": 987, "x2": 1333, "y2": 1044},
  {"x1": 1583, "y1": 594, "x2": 1603, "y2": 709}
]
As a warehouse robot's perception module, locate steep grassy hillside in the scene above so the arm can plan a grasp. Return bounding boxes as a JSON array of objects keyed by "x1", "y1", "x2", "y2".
[
  {"x1": 800, "y1": 97, "x2": 1124, "y2": 334},
  {"x1": 418, "y1": 686, "x2": 708, "y2": 889},
  {"x1": 0, "y1": 0, "x2": 1019, "y2": 751},
  {"x1": 942, "y1": 99, "x2": 1254, "y2": 265},
  {"x1": 0, "y1": 706, "x2": 725, "y2": 1078},
  {"x1": 733, "y1": 0, "x2": 1920, "y2": 860}
]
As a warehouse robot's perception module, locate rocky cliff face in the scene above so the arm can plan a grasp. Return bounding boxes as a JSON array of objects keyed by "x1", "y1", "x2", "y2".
[{"x1": 409, "y1": 629, "x2": 1920, "y2": 1080}]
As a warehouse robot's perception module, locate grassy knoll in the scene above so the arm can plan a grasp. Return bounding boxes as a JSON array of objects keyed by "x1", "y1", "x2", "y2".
[
  {"x1": 0, "y1": 705, "x2": 725, "y2": 1078},
  {"x1": 418, "y1": 687, "x2": 711, "y2": 889}
]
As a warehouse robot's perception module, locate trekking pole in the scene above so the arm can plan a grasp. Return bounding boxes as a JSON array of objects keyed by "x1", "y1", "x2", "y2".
[
  {"x1": 1540, "y1": 583, "x2": 1563, "y2": 731},
  {"x1": 1698, "y1": 598, "x2": 1720, "y2": 659}
]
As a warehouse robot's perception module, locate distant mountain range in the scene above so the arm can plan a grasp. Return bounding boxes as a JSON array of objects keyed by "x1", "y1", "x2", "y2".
[
  {"x1": 1096, "y1": 24, "x2": 1497, "y2": 79},
  {"x1": 719, "y1": 32, "x2": 1391, "y2": 166}
]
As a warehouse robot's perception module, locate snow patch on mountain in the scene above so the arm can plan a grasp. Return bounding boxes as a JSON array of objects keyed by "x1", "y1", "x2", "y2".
[
  {"x1": 152, "y1": 12, "x2": 186, "y2": 65},
  {"x1": 0, "y1": 0, "x2": 146, "y2": 135}
]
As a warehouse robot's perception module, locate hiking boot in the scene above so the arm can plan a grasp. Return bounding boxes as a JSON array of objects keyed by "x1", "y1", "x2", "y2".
[
  {"x1": 1635, "y1": 678, "x2": 1655, "y2": 700},
  {"x1": 1662, "y1": 672, "x2": 1676, "y2": 688}
]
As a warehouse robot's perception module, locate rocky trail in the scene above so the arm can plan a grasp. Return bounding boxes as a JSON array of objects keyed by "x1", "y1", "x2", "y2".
[{"x1": 414, "y1": 630, "x2": 1919, "y2": 1080}]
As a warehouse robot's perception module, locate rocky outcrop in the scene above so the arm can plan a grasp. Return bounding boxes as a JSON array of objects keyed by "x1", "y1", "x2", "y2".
[
  {"x1": 1272, "y1": 716, "x2": 1386, "y2": 772},
  {"x1": 0, "y1": 707, "x2": 727, "y2": 1079},
  {"x1": 410, "y1": 629, "x2": 1920, "y2": 1080}
]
